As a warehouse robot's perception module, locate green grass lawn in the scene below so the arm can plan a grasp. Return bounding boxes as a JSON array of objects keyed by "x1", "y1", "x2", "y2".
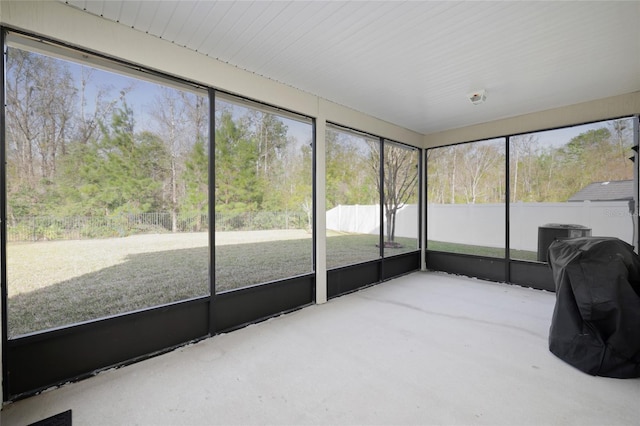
[
  {"x1": 427, "y1": 240, "x2": 538, "y2": 261},
  {"x1": 7, "y1": 232, "x2": 418, "y2": 337},
  {"x1": 326, "y1": 233, "x2": 418, "y2": 269},
  {"x1": 7, "y1": 233, "x2": 538, "y2": 337}
]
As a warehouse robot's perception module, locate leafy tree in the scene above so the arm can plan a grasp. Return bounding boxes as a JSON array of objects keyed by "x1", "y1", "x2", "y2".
[
  {"x1": 244, "y1": 111, "x2": 289, "y2": 181},
  {"x1": 554, "y1": 127, "x2": 632, "y2": 200},
  {"x1": 289, "y1": 143, "x2": 313, "y2": 219},
  {"x1": 214, "y1": 110, "x2": 262, "y2": 212},
  {"x1": 325, "y1": 130, "x2": 378, "y2": 209},
  {"x1": 609, "y1": 119, "x2": 633, "y2": 163},
  {"x1": 428, "y1": 121, "x2": 634, "y2": 206},
  {"x1": 59, "y1": 104, "x2": 168, "y2": 215},
  {"x1": 181, "y1": 139, "x2": 209, "y2": 231},
  {"x1": 247, "y1": 112, "x2": 294, "y2": 211}
]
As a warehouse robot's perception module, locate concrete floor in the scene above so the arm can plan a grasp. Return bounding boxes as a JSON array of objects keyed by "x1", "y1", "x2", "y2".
[{"x1": 2, "y1": 271, "x2": 639, "y2": 425}]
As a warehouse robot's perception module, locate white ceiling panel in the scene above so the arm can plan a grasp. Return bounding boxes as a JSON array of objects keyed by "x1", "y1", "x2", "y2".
[
  {"x1": 59, "y1": 1, "x2": 640, "y2": 135},
  {"x1": 159, "y1": 1, "x2": 199, "y2": 43},
  {"x1": 115, "y1": 0, "x2": 141, "y2": 28},
  {"x1": 146, "y1": 2, "x2": 180, "y2": 37},
  {"x1": 100, "y1": 0, "x2": 122, "y2": 21},
  {"x1": 125, "y1": 1, "x2": 155, "y2": 32}
]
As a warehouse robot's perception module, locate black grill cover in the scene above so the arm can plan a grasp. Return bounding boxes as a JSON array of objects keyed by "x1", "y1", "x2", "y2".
[{"x1": 547, "y1": 236, "x2": 640, "y2": 378}]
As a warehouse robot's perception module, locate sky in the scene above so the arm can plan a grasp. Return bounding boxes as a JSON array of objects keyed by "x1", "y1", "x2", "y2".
[
  {"x1": 66, "y1": 56, "x2": 315, "y2": 149},
  {"x1": 67, "y1": 60, "x2": 178, "y2": 132},
  {"x1": 533, "y1": 122, "x2": 609, "y2": 148}
]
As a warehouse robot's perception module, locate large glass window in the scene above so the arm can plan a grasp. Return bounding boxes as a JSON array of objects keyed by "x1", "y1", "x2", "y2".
[
  {"x1": 5, "y1": 40, "x2": 210, "y2": 338},
  {"x1": 510, "y1": 118, "x2": 635, "y2": 262},
  {"x1": 382, "y1": 141, "x2": 420, "y2": 257},
  {"x1": 427, "y1": 138, "x2": 506, "y2": 258},
  {"x1": 325, "y1": 126, "x2": 381, "y2": 269},
  {"x1": 214, "y1": 95, "x2": 313, "y2": 292}
]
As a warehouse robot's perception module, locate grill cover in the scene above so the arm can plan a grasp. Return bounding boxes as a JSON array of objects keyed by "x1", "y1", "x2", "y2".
[{"x1": 547, "y1": 237, "x2": 640, "y2": 378}]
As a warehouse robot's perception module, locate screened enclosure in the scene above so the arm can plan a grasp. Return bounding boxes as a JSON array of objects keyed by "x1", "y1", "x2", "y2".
[
  {"x1": 324, "y1": 124, "x2": 422, "y2": 296},
  {"x1": 0, "y1": 30, "x2": 423, "y2": 400},
  {"x1": 214, "y1": 94, "x2": 314, "y2": 293},
  {"x1": 5, "y1": 38, "x2": 211, "y2": 338},
  {"x1": 426, "y1": 117, "x2": 639, "y2": 287},
  {"x1": 0, "y1": 4, "x2": 637, "y2": 405}
]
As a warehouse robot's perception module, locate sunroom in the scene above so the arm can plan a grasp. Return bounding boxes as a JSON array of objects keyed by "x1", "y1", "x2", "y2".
[{"x1": 1, "y1": 1, "x2": 639, "y2": 424}]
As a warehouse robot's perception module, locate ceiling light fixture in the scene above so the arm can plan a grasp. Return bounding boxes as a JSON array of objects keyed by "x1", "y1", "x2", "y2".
[{"x1": 468, "y1": 89, "x2": 487, "y2": 105}]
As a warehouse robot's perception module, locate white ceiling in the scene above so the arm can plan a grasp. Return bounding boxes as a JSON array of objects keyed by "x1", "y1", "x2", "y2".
[{"x1": 61, "y1": 1, "x2": 640, "y2": 135}]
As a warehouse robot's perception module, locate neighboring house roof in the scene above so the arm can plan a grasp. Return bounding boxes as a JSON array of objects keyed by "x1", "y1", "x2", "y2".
[{"x1": 568, "y1": 180, "x2": 634, "y2": 202}]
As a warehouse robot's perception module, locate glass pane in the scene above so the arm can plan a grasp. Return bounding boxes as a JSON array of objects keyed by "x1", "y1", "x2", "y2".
[
  {"x1": 509, "y1": 118, "x2": 635, "y2": 262},
  {"x1": 427, "y1": 138, "x2": 506, "y2": 257},
  {"x1": 5, "y1": 45, "x2": 210, "y2": 338},
  {"x1": 382, "y1": 141, "x2": 420, "y2": 257},
  {"x1": 325, "y1": 127, "x2": 381, "y2": 269},
  {"x1": 214, "y1": 96, "x2": 313, "y2": 292}
]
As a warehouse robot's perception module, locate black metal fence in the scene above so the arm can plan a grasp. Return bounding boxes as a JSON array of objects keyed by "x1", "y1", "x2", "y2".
[{"x1": 7, "y1": 211, "x2": 308, "y2": 242}]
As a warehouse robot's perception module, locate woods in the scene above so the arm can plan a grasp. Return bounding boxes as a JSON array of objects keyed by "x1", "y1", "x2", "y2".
[
  {"x1": 213, "y1": 102, "x2": 313, "y2": 219},
  {"x1": 9, "y1": 46, "x2": 631, "y2": 245},
  {"x1": 5, "y1": 47, "x2": 315, "y2": 238},
  {"x1": 427, "y1": 119, "x2": 634, "y2": 205},
  {"x1": 6, "y1": 48, "x2": 207, "y2": 226},
  {"x1": 6, "y1": 46, "x2": 419, "y2": 245}
]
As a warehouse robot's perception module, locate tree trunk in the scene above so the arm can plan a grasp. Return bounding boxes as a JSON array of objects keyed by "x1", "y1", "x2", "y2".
[
  {"x1": 385, "y1": 209, "x2": 394, "y2": 243},
  {"x1": 390, "y1": 210, "x2": 396, "y2": 243},
  {"x1": 450, "y1": 148, "x2": 457, "y2": 203},
  {"x1": 512, "y1": 148, "x2": 519, "y2": 202},
  {"x1": 171, "y1": 158, "x2": 178, "y2": 233}
]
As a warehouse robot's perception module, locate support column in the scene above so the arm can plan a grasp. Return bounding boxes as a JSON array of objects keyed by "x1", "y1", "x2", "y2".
[
  {"x1": 421, "y1": 149, "x2": 427, "y2": 270},
  {"x1": 315, "y1": 100, "x2": 327, "y2": 304}
]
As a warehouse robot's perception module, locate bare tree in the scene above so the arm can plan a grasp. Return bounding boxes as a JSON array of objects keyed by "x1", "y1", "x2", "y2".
[
  {"x1": 458, "y1": 142, "x2": 502, "y2": 204},
  {"x1": 426, "y1": 147, "x2": 454, "y2": 204},
  {"x1": 449, "y1": 147, "x2": 457, "y2": 204},
  {"x1": 6, "y1": 49, "x2": 39, "y2": 185},
  {"x1": 75, "y1": 67, "x2": 130, "y2": 145},
  {"x1": 609, "y1": 118, "x2": 633, "y2": 164},
  {"x1": 510, "y1": 134, "x2": 538, "y2": 202},
  {"x1": 243, "y1": 110, "x2": 288, "y2": 181},
  {"x1": 34, "y1": 61, "x2": 76, "y2": 179},
  {"x1": 151, "y1": 89, "x2": 209, "y2": 231},
  {"x1": 180, "y1": 91, "x2": 209, "y2": 146},
  {"x1": 5, "y1": 48, "x2": 76, "y2": 192},
  {"x1": 370, "y1": 142, "x2": 419, "y2": 246},
  {"x1": 151, "y1": 88, "x2": 189, "y2": 232}
]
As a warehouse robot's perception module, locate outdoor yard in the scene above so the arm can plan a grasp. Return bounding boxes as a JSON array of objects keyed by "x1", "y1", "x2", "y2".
[
  {"x1": 7, "y1": 230, "x2": 418, "y2": 338},
  {"x1": 427, "y1": 240, "x2": 538, "y2": 261}
]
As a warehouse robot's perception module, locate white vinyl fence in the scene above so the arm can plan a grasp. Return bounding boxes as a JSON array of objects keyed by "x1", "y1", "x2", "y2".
[
  {"x1": 429, "y1": 201, "x2": 634, "y2": 251},
  {"x1": 327, "y1": 201, "x2": 635, "y2": 251},
  {"x1": 326, "y1": 204, "x2": 419, "y2": 238}
]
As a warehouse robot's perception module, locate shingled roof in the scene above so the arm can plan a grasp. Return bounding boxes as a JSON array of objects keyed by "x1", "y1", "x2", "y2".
[{"x1": 568, "y1": 180, "x2": 634, "y2": 202}]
